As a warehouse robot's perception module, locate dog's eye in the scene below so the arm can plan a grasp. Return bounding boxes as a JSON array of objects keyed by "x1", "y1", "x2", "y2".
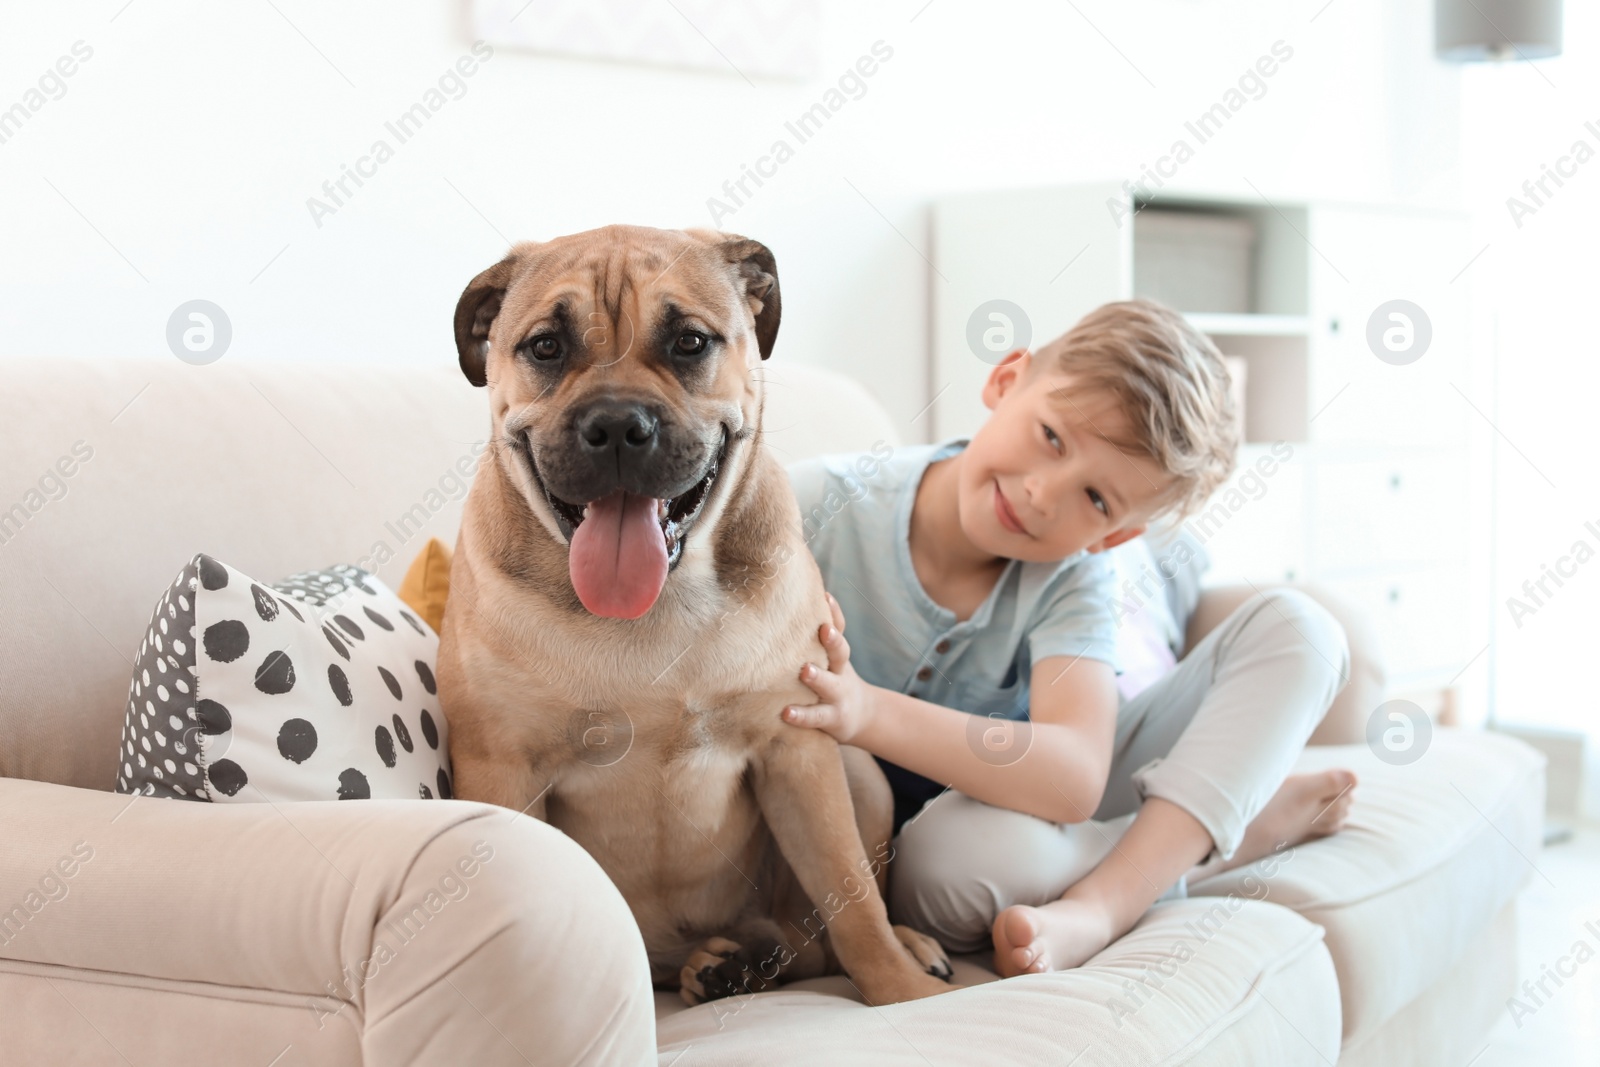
[
  {"x1": 525, "y1": 336, "x2": 561, "y2": 361},
  {"x1": 673, "y1": 332, "x2": 708, "y2": 356}
]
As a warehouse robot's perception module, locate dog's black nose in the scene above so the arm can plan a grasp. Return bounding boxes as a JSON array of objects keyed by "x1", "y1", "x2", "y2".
[{"x1": 578, "y1": 402, "x2": 658, "y2": 451}]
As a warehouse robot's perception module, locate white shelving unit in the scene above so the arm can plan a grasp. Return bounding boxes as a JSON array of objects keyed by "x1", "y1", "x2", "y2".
[
  {"x1": 1184, "y1": 313, "x2": 1312, "y2": 337},
  {"x1": 931, "y1": 183, "x2": 1491, "y2": 712}
]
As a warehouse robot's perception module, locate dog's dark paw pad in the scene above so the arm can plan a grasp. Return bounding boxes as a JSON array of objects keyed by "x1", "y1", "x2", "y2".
[
  {"x1": 915, "y1": 952, "x2": 954, "y2": 981},
  {"x1": 892, "y1": 924, "x2": 955, "y2": 981},
  {"x1": 682, "y1": 935, "x2": 789, "y2": 1003},
  {"x1": 697, "y1": 959, "x2": 754, "y2": 1000}
]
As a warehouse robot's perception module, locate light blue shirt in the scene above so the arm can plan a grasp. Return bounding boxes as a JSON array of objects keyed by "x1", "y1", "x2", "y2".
[{"x1": 785, "y1": 436, "x2": 1119, "y2": 721}]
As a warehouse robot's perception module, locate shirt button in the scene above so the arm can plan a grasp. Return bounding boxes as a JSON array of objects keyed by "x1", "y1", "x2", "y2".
[
  {"x1": 916, "y1": 666, "x2": 933, "y2": 681},
  {"x1": 934, "y1": 640, "x2": 950, "y2": 654}
]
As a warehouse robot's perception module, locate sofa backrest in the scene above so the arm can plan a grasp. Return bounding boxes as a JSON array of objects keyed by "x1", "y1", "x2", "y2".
[{"x1": 0, "y1": 356, "x2": 901, "y2": 791}]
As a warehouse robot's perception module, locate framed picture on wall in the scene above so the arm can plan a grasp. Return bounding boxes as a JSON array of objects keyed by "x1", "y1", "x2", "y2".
[{"x1": 470, "y1": 0, "x2": 822, "y2": 80}]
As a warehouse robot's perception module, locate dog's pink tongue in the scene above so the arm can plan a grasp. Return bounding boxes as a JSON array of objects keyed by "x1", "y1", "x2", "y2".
[{"x1": 568, "y1": 489, "x2": 668, "y2": 619}]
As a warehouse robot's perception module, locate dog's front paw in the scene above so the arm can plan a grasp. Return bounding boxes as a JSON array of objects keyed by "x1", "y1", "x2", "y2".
[
  {"x1": 678, "y1": 935, "x2": 788, "y2": 1006},
  {"x1": 892, "y1": 924, "x2": 954, "y2": 982}
]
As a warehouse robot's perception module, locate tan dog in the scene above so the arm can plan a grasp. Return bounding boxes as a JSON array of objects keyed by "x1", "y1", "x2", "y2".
[{"x1": 436, "y1": 225, "x2": 956, "y2": 1006}]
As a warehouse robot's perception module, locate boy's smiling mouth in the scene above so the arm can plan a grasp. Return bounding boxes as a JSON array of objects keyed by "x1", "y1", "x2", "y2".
[{"x1": 993, "y1": 479, "x2": 1029, "y2": 536}]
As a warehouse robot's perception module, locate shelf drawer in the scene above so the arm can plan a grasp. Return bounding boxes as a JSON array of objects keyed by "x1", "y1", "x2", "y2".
[
  {"x1": 1319, "y1": 566, "x2": 1474, "y2": 681},
  {"x1": 1309, "y1": 453, "x2": 1469, "y2": 572}
]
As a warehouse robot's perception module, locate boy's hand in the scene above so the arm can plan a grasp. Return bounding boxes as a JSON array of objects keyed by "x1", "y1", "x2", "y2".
[{"x1": 783, "y1": 592, "x2": 875, "y2": 744}]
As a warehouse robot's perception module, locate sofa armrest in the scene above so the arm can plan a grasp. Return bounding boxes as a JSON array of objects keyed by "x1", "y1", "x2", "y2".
[
  {"x1": 0, "y1": 777, "x2": 654, "y2": 1067},
  {"x1": 1185, "y1": 582, "x2": 1386, "y2": 746}
]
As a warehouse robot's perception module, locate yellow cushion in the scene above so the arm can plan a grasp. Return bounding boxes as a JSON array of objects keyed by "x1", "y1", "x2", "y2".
[{"x1": 398, "y1": 537, "x2": 452, "y2": 634}]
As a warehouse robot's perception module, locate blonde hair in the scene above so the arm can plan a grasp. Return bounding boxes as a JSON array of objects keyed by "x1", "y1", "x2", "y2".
[{"x1": 1030, "y1": 298, "x2": 1239, "y2": 519}]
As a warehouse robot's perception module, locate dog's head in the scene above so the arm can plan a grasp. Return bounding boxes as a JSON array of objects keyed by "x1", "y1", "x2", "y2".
[{"x1": 453, "y1": 225, "x2": 781, "y2": 621}]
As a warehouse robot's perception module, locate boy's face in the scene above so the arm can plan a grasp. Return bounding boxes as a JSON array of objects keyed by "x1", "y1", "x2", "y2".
[{"x1": 957, "y1": 350, "x2": 1176, "y2": 563}]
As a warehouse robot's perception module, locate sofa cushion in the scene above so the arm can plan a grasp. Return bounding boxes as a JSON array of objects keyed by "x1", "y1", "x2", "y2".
[
  {"x1": 116, "y1": 553, "x2": 453, "y2": 803},
  {"x1": 656, "y1": 898, "x2": 1341, "y2": 1065},
  {"x1": 1335, "y1": 897, "x2": 1519, "y2": 1067},
  {"x1": 1188, "y1": 729, "x2": 1546, "y2": 1046},
  {"x1": 397, "y1": 537, "x2": 453, "y2": 634}
]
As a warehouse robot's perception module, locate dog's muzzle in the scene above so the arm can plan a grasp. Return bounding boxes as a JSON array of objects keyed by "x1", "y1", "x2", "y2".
[{"x1": 519, "y1": 413, "x2": 730, "y2": 621}]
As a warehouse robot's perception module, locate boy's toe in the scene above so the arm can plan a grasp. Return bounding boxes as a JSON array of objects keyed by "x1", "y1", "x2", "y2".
[{"x1": 993, "y1": 906, "x2": 1049, "y2": 978}]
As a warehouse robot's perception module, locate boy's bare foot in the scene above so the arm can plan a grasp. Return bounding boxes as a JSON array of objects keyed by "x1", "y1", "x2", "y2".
[
  {"x1": 989, "y1": 769, "x2": 1358, "y2": 978},
  {"x1": 1198, "y1": 768, "x2": 1359, "y2": 879},
  {"x1": 991, "y1": 894, "x2": 1117, "y2": 977}
]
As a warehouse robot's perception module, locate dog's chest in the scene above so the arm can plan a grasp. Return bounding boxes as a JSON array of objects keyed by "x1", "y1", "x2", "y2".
[
  {"x1": 558, "y1": 698, "x2": 750, "y2": 789},
  {"x1": 550, "y1": 725, "x2": 763, "y2": 878}
]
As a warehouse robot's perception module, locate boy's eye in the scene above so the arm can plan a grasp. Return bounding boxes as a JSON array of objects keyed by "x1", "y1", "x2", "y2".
[
  {"x1": 1042, "y1": 423, "x2": 1061, "y2": 450},
  {"x1": 1087, "y1": 488, "x2": 1109, "y2": 517}
]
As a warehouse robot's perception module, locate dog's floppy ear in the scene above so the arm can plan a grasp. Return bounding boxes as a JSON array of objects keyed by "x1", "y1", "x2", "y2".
[
  {"x1": 684, "y1": 231, "x2": 780, "y2": 362},
  {"x1": 453, "y1": 250, "x2": 522, "y2": 387},
  {"x1": 721, "y1": 236, "x2": 780, "y2": 361}
]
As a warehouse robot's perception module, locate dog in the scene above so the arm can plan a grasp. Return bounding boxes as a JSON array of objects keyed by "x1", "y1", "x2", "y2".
[{"x1": 436, "y1": 225, "x2": 957, "y2": 1006}]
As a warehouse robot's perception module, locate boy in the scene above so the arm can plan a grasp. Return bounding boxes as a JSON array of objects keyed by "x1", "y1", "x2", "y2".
[{"x1": 780, "y1": 299, "x2": 1357, "y2": 976}]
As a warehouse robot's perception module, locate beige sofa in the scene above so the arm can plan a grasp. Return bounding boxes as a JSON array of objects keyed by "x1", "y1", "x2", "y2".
[{"x1": 0, "y1": 356, "x2": 1545, "y2": 1065}]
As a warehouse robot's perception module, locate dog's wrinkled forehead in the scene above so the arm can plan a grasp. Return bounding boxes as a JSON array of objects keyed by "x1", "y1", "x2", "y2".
[
  {"x1": 501, "y1": 238, "x2": 743, "y2": 347},
  {"x1": 452, "y1": 225, "x2": 780, "y2": 390}
]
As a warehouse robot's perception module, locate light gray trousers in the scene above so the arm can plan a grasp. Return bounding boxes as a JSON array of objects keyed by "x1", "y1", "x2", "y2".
[{"x1": 887, "y1": 589, "x2": 1351, "y2": 954}]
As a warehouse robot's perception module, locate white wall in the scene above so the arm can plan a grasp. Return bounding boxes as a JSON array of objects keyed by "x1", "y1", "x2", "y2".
[
  {"x1": 1, "y1": 0, "x2": 1458, "y2": 443},
  {"x1": 1457, "y1": 6, "x2": 1600, "y2": 818}
]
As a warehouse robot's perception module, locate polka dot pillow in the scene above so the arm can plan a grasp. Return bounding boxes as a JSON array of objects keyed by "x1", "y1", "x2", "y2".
[{"x1": 116, "y1": 553, "x2": 453, "y2": 804}]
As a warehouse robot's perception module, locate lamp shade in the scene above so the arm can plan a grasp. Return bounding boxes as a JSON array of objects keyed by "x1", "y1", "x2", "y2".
[{"x1": 1436, "y1": 0, "x2": 1562, "y2": 61}]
